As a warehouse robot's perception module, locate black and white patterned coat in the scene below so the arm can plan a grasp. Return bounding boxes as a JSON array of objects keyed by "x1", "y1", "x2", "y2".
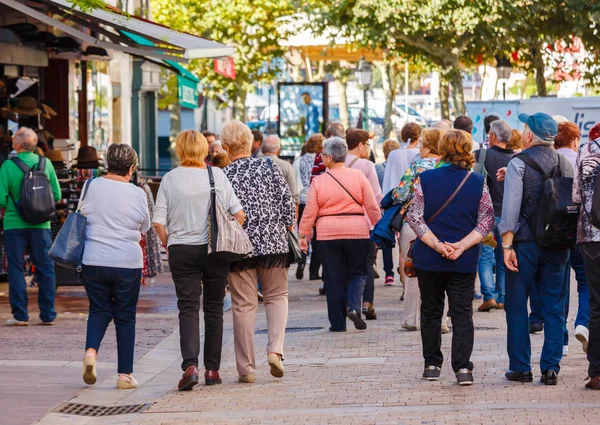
[
  {"x1": 224, "y1": 157, "x2": 296, "y2": 257},
  {"x1": 574, "y1": 139, "x2": 600, "y2": 243}
]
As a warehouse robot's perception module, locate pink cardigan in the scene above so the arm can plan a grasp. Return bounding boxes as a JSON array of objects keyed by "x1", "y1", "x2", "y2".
[{"x1": 299, "y1": 167, "x2": 382, "y2": 241}]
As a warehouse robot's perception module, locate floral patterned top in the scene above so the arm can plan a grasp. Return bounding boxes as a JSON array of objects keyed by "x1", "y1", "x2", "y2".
[{"x1": 392, "y1": 157, "x2": 439, "y2": 205}]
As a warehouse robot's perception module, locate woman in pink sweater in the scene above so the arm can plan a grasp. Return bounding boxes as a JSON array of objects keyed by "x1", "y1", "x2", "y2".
[{"x1": 299, "y1": 137, "x2": 382, "y2": 332}]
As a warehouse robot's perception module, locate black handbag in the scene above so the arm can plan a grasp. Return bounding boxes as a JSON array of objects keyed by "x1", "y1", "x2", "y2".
[
  {"x1": 287, "y1": 230, "x2": 302, "y2": 264},
  {"x1": 389, "y1": 199, "x2": 412, "y2": 232}
]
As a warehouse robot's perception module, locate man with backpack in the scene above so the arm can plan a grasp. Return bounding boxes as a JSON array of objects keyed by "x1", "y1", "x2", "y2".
[
  {"x1": 474, "y1": 120, "x2": 514, "y2": 312},
  {"x1": 0, "y1": 127, "x2": 61, "y2": 326},
  {"x1": 499, "y1": 113, "x2": 574, "y2": 386}
]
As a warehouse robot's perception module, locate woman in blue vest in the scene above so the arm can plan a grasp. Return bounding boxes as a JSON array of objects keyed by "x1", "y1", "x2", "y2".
[{"x1": 406, "y1": 129, "x2": 494, "y2": 386}]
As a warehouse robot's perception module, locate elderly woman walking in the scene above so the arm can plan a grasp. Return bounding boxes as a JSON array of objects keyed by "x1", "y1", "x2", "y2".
[
  {"x1": 407, "y1": 130, "x2": 494, "y2": 385},
  {"x1": 80, "y1": 144, "x2": 150, "y2": 389},
  {"x1": 153, "y1": 130, "x2": 244, "y2": 391},
  {"x1": 392, "y1": 128, "x2": 444, "y2": 332},
  {"x1": 299, "y1": 137, "x2": 381, "y2": 332},
  {"x1": 221, "y1": 120, "x2": 296, "y2": 384}
]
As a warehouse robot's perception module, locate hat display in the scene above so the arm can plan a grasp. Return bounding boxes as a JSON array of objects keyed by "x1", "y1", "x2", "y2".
[
  {"x1": 46, "y1": 149, "x2": 65, "y2": 163},
  {"x1": 74, "y1": 146, "x2": 101, "y2": 169},
  {"x1": 518, "y1": 112, "x2": 558, "y2": 142},
  {"x1": 13, "y1": 96, "x2": 41, "y2": 116}
]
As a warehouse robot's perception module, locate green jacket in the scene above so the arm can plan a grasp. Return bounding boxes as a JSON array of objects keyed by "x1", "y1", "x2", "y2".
[{"x1": 0, "y1": 152, "x2": 62, "y2": 230}]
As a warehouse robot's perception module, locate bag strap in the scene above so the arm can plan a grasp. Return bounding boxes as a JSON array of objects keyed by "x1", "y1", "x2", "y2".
[
  {"x1": 76, "y1": 178, "x2": 93, "y2": 213},
  {"x1": 37, "y1": 156, "x2": 46, "y2": 172},
  {"x1": 325, "y1": 172, "x2": 362, "y2": 207},
  {"x1": 348, "y1": 157, "x2": 360, "y2": 169},
  {"x1": 427, "y1": 171, "x2": 471, "y2": 224},
  {"x1": 517, "y1": 152, "x2": 561, "y2": 179},
  {"x1": 10, "y1": 157, "x2": 31, "y2": 175},
  {"x1": 477, "y1": 148, "x2": 487, "y2": 169}
]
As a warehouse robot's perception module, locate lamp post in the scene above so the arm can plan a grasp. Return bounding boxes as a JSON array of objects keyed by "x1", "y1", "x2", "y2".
[
  {"x1": 355, "y1": 57, "x2": 373, "y2": 129},
  {"x1": 496, "y1": 57, "x2": 513, "y2": 100}
]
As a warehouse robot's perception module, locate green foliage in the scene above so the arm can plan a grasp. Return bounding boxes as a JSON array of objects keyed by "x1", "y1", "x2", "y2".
[
  {"x1": 65, "y1": 0, "x2": 107, "y2": 12},
  {"x1": 151, "y1": 0, "x2": 295, "y2": 118}
]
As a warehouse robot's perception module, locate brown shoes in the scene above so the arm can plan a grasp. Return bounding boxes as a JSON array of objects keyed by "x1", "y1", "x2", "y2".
[
  {"x1": 586, "y1": 376, "x2": 600, "y2": 390},
  {"x1": 178, "y1": 366, "x2": 199, "y2": 391},
  {"x1": 204, "y1": 370, "x2": 222, "y2": 386},
  {"x1": 362, "y1": 303, "x2": 377, "y2": 320},
  {"x1": 478, "y1": 299, "x2": 497, "y2": 312},
  {"x1": 238, "y1": 373, "x2": 256, "y2": 383}
]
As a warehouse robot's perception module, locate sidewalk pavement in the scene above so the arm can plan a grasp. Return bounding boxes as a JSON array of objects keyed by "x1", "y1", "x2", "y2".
[{"x1": 7, "y1": 263, "x2": 600, "y2": 425}]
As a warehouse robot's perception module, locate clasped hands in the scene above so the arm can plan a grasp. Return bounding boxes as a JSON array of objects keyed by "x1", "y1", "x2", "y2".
[{"x1": 434, "y1": 241, "x2": 465, "y2": 261}]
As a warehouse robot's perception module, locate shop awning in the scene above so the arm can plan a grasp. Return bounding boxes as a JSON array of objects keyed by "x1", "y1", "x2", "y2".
[{"x1": 0, "y1": 0, "x2": 234, "y2": 63}]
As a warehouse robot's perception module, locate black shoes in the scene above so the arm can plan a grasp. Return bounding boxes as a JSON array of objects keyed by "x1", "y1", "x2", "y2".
[
  {"x1": 423, "y1": 365, "x2": 441, "y2": 381},
  {"x1": 529, "y1": 322, "x2": 544, "y2": 334},
  {"x1": 541, "y1": 370, "x2": 558, "y2": 385},
  {"x1": 295, "y1": 264, "x2": 305, "y2": 280},
  {"x1": 310, "y1": 274, "x2": 322, "y2": 281},
  {"x1": 318, "y1": 286, "x2": 326, "y2": 295},
  {"x1": 347, "y1": 310, "x2": 367, "y2": 330},
  {"x1": 505, "y1": 371, "x2": 533, "y2": 383},
  {"x1": 456, "y1": 368, "x2": 474, "y2": 386},
  {"x1": 329, "y1": 326, "x2": 346, "y2": 332}
]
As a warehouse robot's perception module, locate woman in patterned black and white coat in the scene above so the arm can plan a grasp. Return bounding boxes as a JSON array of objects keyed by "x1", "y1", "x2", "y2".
[{"x1": 221, "y1": 120, "x2": 296, "y2": 384}]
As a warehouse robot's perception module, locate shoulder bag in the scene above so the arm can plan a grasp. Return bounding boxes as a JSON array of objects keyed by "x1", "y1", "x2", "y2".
[
  {"x1": 207, "y1": 166, "x2": 253, "y2": 262},
  {"x1": 49, "y1": 178, "x2": 93, "y2": 271},
  {"x1": 404, "y1": 171, "x2": 472, "y2": 278}
]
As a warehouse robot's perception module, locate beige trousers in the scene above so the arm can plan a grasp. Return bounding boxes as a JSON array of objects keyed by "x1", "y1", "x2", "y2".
[
  {"x1": 399, "y1": 224, "x2": 448, "y2": 329},
  {"x1": 228, "y1": 266, "x2": 289, "y2": 376}
]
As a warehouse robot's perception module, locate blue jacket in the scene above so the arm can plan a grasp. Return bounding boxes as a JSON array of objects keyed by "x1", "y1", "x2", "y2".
[{"x1": 371, "y1": 189, "x2": 400, "y2": 248}]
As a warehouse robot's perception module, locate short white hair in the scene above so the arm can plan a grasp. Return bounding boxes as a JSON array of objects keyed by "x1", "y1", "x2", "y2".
[
  {"x1": 489, "y1": 120, "x2": 512, "y2": 143},
  {"x1": 13, "y1": 127, "x2": 38, "y2": 152},
  {"x1": 322, "y1": 137, "x2": 348, "y2": 163},
  {"x1": 262, "y1": 134, "x2": 281, "y2": 154}
]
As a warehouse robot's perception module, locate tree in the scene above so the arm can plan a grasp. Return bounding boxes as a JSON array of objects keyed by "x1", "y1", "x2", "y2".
[
  {"x1": 309, "y1": 0, "x2": 501, "y2": 117},
  {"x1": 65, "y1": 0, "x2": 107, "y2": 11},
  {"x1": 151, "y1": 0, "x2": 295, "y2": 120}
]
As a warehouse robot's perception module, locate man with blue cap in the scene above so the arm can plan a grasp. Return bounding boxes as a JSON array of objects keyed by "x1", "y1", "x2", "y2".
[{"x1": 498, "y1": 112, "x2": 573, "y2": 385}]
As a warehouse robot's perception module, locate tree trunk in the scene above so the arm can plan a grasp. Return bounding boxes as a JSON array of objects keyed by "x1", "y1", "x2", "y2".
[
  {"x1": 376, "y1": 61, "x2": 397, "y2": 140},
  {"x1": 335, "y1": 78, "x2": 349, "y2": 129},
  {"x1": 439, "y1": 75, "x2": 450, "y2": 120},
  {"x1": 447, "y1": 65, "x2": 465, "y2": 116},
  {"x1": 532, "y1": 43, "x2": 547, "y2": 97},
  {"x1": 168, "y1": 102, "x2": 181, "y2": 165},
  {"x1": 233, "y1": 89, "x2": 247, "y2": 121}
]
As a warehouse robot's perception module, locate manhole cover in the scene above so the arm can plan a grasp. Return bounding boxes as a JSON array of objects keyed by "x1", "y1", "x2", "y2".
[
  {"x1": 54, "y1": 402, "x2": 153, "y2": 416},
  {"x1": 255, "y1": 326, "x2": 323, "y2": 334}
]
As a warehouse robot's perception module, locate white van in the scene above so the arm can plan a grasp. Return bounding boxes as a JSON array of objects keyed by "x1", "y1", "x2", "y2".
[{"x1": 466, "y1": 97, "x2": 600, "y2": 143}]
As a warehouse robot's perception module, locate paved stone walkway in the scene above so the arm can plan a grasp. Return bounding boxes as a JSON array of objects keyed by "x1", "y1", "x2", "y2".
[{"x1": 21, "y1": 264, "x2": 600, "y2": 425}]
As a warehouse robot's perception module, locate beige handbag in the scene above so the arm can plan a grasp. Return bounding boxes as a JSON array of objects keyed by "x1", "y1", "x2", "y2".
[{"x1": 207, "y1": 166, "x2": 253, "y2": 262}]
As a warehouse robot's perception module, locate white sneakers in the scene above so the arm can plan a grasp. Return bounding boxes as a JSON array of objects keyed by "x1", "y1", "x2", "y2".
[
  {"x1": 575, "y1": 325, "x2": 589, "y2": 353},
  {"x1": 563, "y1": 345, "x2": 569, "y2": 356},
  {"x1": 6, "y1": 318, "x2": 28, "y2": 326}
]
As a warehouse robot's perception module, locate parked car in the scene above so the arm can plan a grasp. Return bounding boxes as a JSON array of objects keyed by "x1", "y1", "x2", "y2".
[{"x1": 393, "y1": 104, "x2": 428, "y2": 128}]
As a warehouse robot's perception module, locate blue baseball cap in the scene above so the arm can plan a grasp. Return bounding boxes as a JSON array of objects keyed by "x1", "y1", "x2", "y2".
[{"x1": 518, "y1": 112, "x2": 558, "y2": 142}]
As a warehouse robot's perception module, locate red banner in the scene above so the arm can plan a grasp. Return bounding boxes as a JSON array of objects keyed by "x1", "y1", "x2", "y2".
[{"x1": 214, "y1": 57, "x2": 236, "y2": 79}]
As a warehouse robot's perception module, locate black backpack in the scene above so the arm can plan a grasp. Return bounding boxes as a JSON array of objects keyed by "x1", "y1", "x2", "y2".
[
  {"x1": 10, "y1": 156, "x2": 56, "y2": 224},
  {"x1": 518, "y1": 153, "x2": 579, "y2": 250}
]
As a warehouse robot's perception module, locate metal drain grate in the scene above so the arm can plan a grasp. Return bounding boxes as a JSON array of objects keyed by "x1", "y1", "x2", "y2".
[
  {"x1": 255, "y1": 326, "x2": 323, "y2": 334},
  {"x1": 54, "y1": 402, "x2": 153, "y2": 417}
]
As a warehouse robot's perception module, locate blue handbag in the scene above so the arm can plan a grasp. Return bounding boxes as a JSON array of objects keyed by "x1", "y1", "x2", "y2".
[{"x1": 49, "y1": 179, "x2": 92, "y2": 271}]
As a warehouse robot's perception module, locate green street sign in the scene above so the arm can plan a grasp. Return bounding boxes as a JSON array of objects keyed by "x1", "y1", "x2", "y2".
[{"x1": 178, "y1": 75, "x2": 198, "y2": 109}]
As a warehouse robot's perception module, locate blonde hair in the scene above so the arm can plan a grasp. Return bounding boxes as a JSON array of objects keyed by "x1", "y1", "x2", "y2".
[
  {"x1": 221, "y1": 120, "x2": 253, "y2": 156},
  {"x1": 382, "y1": 139, "x2": 401, "y2": 160},
  {"x1": 176, "y1": 130, "x2": 208, "y2": 166},
  {"x1": 508, "y1": 129, "x2": 523, "y2": 151},
  {"x1": 439, "y1": 129, "x2": 474, "y2": 169},
  {"x1": 421, "y1": 128, "x2": 444, "y2": 155}
]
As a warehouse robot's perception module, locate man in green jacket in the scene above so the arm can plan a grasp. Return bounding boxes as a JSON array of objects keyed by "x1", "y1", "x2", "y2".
[{"x1": 0, "y1": 127, "x2": 61, "y2": 326}]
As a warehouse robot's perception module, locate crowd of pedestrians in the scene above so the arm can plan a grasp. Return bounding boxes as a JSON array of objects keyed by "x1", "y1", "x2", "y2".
[{"x1": 1, "y1": 107, "x2": 599, "y2": 391}]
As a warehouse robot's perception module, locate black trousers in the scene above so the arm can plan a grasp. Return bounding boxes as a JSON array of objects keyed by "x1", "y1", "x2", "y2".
[
  {"x1": 417, "y1": 269, "x2": 476, "y2": 372},
  {"x1": 168, "y1": 244, "x2": 230, "y2": 372},
  {"x1": 363, "y1": 243, "x2": 376, "y2": 304},
  {"x1": 582, "y1": 243, "x2": 600, "y2": 377}
]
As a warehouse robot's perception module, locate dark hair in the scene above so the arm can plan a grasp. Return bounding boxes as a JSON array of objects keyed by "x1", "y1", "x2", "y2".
[
  {"x1": 107, "y1": 143, "x2": 139, "y2": 176},
  {"x1": 453, "y1": 116, "x2": 474, "y2": 134},
  {"x1": 202, "y1": 131, "x2": 216, "y2": 139},
  {"x1": 484, "y1": 115, "x2": 499, "y2": 134},
  {"x1": 325, "y1": 122, "x2": 345, "y2": 138},
  {"x1": 301, "y1": 92, "x2": 310, "y2": 97},
  {"x1": 251, "y1": 129, "x2": 263, "y2": 143},
  {"x1": 346, "y1": 128, "x2": 370, "y2": 150},
  {"x1": 400, "y1": 122, "x2": 422, "y2": 144}
]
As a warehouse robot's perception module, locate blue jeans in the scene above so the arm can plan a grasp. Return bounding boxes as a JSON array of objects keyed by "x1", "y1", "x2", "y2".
[
  {"x1": 321, "y1": 239, "x2": 369, "y2": 330},
  {"x1": 505, "y1": 242, "x2": 569, "y2": 374},
  {"x1": 382, "y1": 247, "x2": 394, "y2": 277},
  {"x1": 563, "y1": 246, "x2": 590, "y2": 345},
  {"x1": 4, "y1": 229, "x2": 56, "y2": 323},
  {"x1": 82, "y1": 265, "x2": 142, "y2": 374},
  {"x1": 478, "y1": 244, "x2": 496, "y2": 301},
  {"x1": 493, "y1": 217, "x2": 506, "y2": 303}
]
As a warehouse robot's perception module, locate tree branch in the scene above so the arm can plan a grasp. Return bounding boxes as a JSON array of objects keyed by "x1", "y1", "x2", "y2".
[{"x1": 394, "y1": 33, "x2": 456, "y2": 65}]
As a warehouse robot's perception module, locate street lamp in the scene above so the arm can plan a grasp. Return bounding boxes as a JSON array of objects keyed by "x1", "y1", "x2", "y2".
[
  {"x1": 355, "y1": 57, "x2": 373, "y2": 129},
  {"x1": 496, "y1": 56, "x2": 513, "y2": 100}
]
